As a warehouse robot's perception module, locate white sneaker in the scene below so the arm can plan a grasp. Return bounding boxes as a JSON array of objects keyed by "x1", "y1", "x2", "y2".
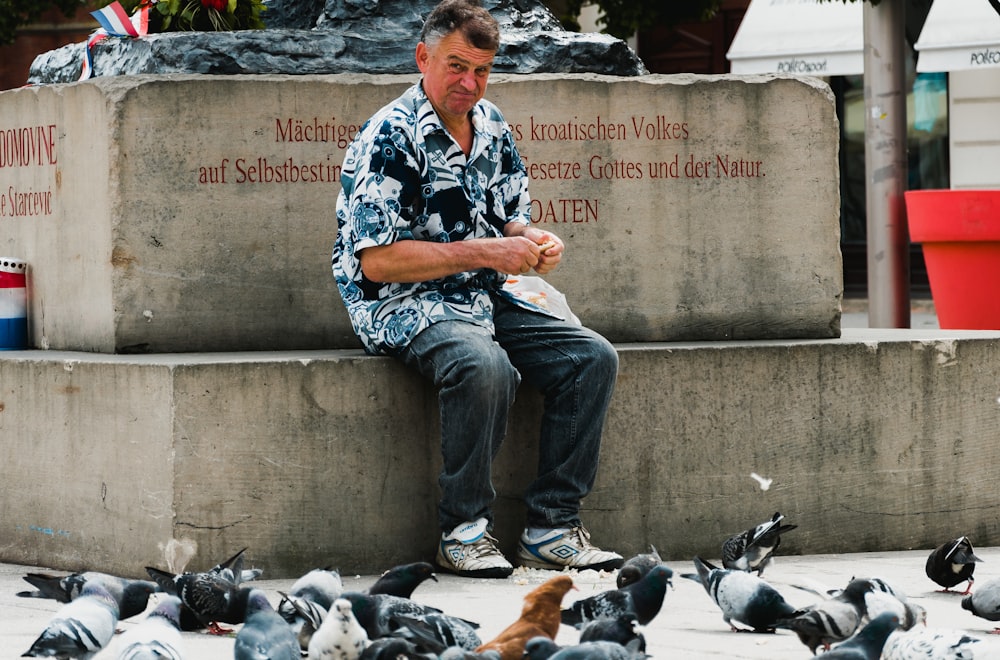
[
  {"x1": 517, "y1": 525, "x2": 624, "y2": 572},
  {"x1": 436, "y1": 518, "x2": 513, "y2": 579}
]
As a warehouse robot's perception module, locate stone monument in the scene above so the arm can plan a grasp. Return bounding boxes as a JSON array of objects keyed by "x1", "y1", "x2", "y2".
[{"x1": 0, "y1": 0, "x2": 852, "y2": 577}]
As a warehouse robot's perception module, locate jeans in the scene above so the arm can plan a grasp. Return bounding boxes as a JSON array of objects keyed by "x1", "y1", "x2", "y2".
[{"x1": 399, "y1": 297, "x2": 619, "y2": 533}]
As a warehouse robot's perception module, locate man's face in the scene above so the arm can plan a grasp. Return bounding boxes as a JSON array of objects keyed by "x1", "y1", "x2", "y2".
[{"x1": 416, "y1": 31, "x2": 495, "y2": 124}]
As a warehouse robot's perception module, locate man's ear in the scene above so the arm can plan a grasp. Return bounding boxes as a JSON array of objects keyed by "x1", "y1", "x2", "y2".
[{"x1": 415, "y1": 42, "x2": 429, "y2": 74}]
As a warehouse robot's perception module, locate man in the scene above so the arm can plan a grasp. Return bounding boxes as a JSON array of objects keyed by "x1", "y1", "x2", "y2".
[{"x1": 332, "y1": 0, "x2": 622, "y2": 578}]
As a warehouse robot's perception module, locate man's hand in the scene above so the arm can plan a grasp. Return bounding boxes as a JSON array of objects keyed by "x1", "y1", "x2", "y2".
[{"x1": 503, "y1": 224, "x2": 563, "y2": 275}]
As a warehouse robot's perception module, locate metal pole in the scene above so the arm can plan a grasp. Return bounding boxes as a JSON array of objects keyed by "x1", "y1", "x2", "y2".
[{"x1": 863, "y1": 0, "x2": 910, "y2": 328}]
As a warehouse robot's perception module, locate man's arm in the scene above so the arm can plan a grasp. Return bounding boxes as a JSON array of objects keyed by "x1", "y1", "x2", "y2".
[{"x1": 359, "y1": 232, "x2": 551, "y2": 283}]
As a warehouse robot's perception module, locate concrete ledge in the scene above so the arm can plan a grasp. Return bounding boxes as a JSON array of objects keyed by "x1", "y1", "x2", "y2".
[{"x1": 2, "y1": 328, "x2": 998, "y2": 577}]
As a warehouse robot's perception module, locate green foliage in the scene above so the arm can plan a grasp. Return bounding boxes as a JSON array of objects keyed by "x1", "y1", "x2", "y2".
[
  {"x1": 96, "y1": 0, "x2": 265, "y2": 32},
  {"x1": 0, "y1": 0, "x2": 86, "y2": 46}
]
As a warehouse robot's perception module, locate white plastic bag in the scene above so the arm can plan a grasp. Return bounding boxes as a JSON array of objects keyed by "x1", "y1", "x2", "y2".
[{"x1": 503, "y1": 275, "x2": 581, "y2": 325}]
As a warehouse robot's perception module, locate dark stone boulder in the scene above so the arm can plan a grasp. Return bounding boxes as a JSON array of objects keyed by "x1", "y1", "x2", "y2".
[{"x1": 27, "y1": 0, "x2": 646, "y2": 83}]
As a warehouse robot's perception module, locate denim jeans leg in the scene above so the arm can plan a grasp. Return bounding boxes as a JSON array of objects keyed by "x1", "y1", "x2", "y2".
[
  {"x1": 399, "y1": 320, "x2": 521, "y2": 533},
  {"x1": 493, "y1": 299, "x2": 619, "y2": 530}
]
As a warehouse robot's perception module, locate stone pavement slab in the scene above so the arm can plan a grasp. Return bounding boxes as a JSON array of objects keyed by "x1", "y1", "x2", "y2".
[{"x1": 5, "y1": 547, "x2": 1000, "y2": 658}]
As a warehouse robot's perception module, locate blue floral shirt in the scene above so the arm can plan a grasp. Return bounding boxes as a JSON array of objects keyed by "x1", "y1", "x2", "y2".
[{"x1": 333, "y1": 82, "x2": 536, "y2": 355}]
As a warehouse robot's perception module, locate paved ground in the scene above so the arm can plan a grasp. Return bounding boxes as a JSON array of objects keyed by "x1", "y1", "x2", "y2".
[
  {"x1": 6, "y1": 546, "x2": 1000, "y2": 658},
  {"x1": 841, "y1": 297, "x2": 939, "y2": 330}
]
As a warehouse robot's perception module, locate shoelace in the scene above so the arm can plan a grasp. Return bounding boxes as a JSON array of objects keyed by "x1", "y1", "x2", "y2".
[
  {"x1": 468, "y1": 533, "x2": 504, "y2": 558},
  {"x1": 568, "y1": 526, "x2": 595, "y2": 549}
]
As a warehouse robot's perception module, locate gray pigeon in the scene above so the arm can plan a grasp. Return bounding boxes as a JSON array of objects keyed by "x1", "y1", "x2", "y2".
[
  {"x1": 308, "y1": 597, "x2": 371, "y2": 659},
  {"x1": 341, "y1": 591, "x2": 479, "y2": 647},
  {"x1": 577, "y1": 614, "x2": 645, "y2": 651},
  {"x1": 882, "y1": 627, "x2": 995, "y2": 659},
  {"x1": 368, "y1": 562, "x2": 438, "y2": 598},
  {"x1": 560, "y1": 564, "x2": 673, "y2": 628},
  {"x1": 277, "y1": 589, "x2": 328, "y2": 652},
  {"x1": 926, "y1": 536, "x2": 982, "y2": 594},
  {"x1": 359, "y1": 635, "x2": 435, "y2": 659},
  {"x1": 775, "y1": 579, "x2": 867, "y2": 653},
  {"x1": 277, "y1": 567, "x2": 343, "y2": 649},
  {"x1": 862, "y1": 588, "x2": 926, "y2": 631},
  {"x1": 18, "y1": 571, "x2": 160, "y2": 620},
  {"x1": 821, "y1": 612, "x2": 900, "y2": 659},
  {"x1": 616, "y1": 545, "x2": 662, "y2": 589},
  {"x1": 146, "y1": 553, "x2": 254, "y2": 634},
  {"x1": 691, "y1": 555, "x2": 802, "y2": 633},
  {"x1": 522, "y1": 636, "x2": 643, "y2": 660},
  {"x1": 962, "y1": 576, "x2": 1000, "y2": 632},
  {"x1": 234, "y1": 589, "x2": 300, "y2": 660},
  {"x1": 21, "y1": 582, "x2": 120, "y2": 659},
  {"x1": 721, "y1": 512, "x2": 797, "y2": 577},
  {"x1": 116, "y1": 595, "x2": 184, "y2": 660}
]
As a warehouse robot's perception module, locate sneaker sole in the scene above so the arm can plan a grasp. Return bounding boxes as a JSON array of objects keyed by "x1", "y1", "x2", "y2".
[
  {"x1": 435, "y1": 559, "x2": 513, "y2": 579},
  {"x1": 518, "y1": 555, "x2": 624, "y2": 572}
]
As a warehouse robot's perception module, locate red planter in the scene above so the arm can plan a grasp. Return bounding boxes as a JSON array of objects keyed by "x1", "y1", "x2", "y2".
[{"x1": 905, "y1": 189, "x2": 1000, "y2": 330}]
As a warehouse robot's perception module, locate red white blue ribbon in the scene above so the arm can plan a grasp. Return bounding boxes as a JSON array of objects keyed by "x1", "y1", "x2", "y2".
[{"x1": 80, "y1": 2, "x2": 150, "y2": 80}]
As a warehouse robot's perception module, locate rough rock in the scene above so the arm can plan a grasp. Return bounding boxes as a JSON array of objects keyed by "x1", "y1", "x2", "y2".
[{"x1": 28, "y1": 0, "x2": 647, "y2": 83}]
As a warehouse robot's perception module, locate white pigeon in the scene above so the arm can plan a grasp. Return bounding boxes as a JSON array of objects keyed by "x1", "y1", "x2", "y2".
[
  {"x1": 22, "y1": 582, "x2": 120, "y2": 659},
  {"x1": 308, "y1": 597, "x2": 371, "y2": 660},
  {"x1": 882, "y1": 627, "x2": 998, "y2": 659},
  {"x1": 116, "y1": 595, "x2": 184, "y2": 660}
]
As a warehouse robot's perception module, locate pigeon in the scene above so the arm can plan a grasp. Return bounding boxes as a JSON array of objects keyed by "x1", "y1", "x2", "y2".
[
  {"x1": 577, "y1": 614, "x2": 646, "y2": 651},
  {"x1": 521, "y1": 636, "x2": 563, "y2": 660},
  {"x1": 522, "y1": 636, "x2": 644, "y2": 660},
  {"x1": 17, "y1": 571, "x2": 160, "y2": 620},
  {"x1": 359, "y1": 635, "x2": 434, "y2": 660},
  {"x1": 145, "y1": 556, "x2": 253, "y2": 634},
  {"x1": 368, "y1": 561, "x2": 438, "y2": 598},
  {"x1": 962, "y1": 576, "x2": 1000, "y2": 632},
  {"x1": 277, "y1": 567, "x2": 343, "y2": 648},
  {"x1": 821, "y1": 612, "x2": 901, "y2": 659},
  {"x1": 278, "y1": 589, "x2": 329, "y2": 651},
  {"x1": 308, "y1": 597, "x2": 372, "y2": 659},
  {"x1": 234, "y1": 589, "x2": 300, "y2": 660},
  {"x1": 882, "y1": 627, "x2": 994, "y2": 659},
  {"x1": 616, "y1": 545, "x2": 662, "y2": 589},
  {"x1": 690, "y1": 555, "x2": 802, "y2": 632},
  {"x1": 437, "y1": 648, "x2": 501, "y2": 660},
  {"x1": 21, "y1": 582, "x2": 120, "y2": 659},
  {"x1": 560, "y1": 564, "x2": 672, "y2": 628},
  {"x1": 386, "y1": 611, "x2": 483, "y2": 653},
  {"x1": 861, "y1": 578, "x2": 927, "y2": 631},
  {"x1": 341, "y1": 591, "x2": 479, "y2": 647},
  {"x1": 774, "y1": 589, "x2": 864, "y2": 653},
  {"x1": 280, "y1": 567, "x2": 344, "y2": 611},
  {"x1": 115, "y1": 595, "x2": 184, "y2": 660},
  {"x1": 926, "y1": 536, "x2": 982, "y2": 594},
  {"x1": 721, "y1": 512, "x2": 797, "y2": 576},
  {"x1": 477, "y1": 575, "x2": 575, "y2": 660}
]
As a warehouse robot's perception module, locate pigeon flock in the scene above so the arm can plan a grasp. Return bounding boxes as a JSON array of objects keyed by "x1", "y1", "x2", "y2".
[{"x1": 10, "y1": 521, "x2": 1000, "y2": 659}]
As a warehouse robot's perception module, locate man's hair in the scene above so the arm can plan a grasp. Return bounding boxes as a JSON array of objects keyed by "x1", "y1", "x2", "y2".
[{"x1": 420, "y1": 0, "x2": 500, "y2": 52}]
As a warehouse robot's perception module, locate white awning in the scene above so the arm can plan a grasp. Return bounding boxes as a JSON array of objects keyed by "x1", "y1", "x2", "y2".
[
  {"x1": 915, "y1": 0, "x2": 1000, "y2": 72},
  {"x1": 726, "y1": 0, "x2": 864, "y2": 76}
]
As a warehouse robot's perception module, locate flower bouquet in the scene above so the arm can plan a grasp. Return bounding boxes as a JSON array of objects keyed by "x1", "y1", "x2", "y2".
[{"x1": 96, "y1": 0, "x2": 266, "y2": 32}]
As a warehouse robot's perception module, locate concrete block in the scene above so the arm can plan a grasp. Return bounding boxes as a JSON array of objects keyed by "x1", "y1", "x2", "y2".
[
  {"x1": 0, "y1": 73, "x2": 841, "y2": 352},
  {"x1": 1, "y1": 328, "x2": 998, "y2": 578}
]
